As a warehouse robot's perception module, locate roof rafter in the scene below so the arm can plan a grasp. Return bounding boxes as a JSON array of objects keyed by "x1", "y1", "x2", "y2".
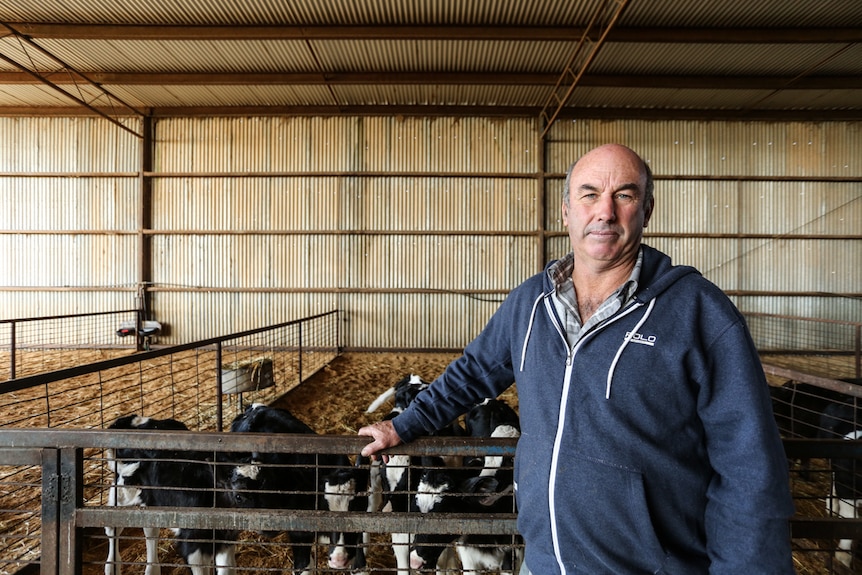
[
  {"x1": 0, "y1": 22, "x2": 145, "y2": 137},
  {"x1": 0, "y1": 71, "x2": 858, "y2": 90},
  {"x1": 3, "y1": 23, "x2": 861, "y2": 43},
  {"x1": 1, "y1": 104, "x2": 858, "y2": 122},
  {"x1": 538, "y1": 0, "x2": 629, "y2": 137}
]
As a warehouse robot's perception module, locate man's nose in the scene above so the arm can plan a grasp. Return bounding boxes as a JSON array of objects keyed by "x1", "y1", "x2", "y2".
[{"x1": 596, "y1": 193, "x2": 617, "y2": 221}]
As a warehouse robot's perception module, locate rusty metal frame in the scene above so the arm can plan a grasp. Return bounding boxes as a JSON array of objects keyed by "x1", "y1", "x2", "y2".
[
  {"x1": 538, "y1": 0, "x2": 630, "y2": 140},
  {"x1": 0, "y1": 22, "x2": 145, "y2": 138},
  {"x1": 0, "y1": 429, "x2": 858, "y2": 573}
]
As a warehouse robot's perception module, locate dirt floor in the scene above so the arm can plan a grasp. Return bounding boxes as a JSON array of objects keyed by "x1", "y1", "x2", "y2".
[{"x1": 273, "y1": 350, "x2": 520, "y2": 433}]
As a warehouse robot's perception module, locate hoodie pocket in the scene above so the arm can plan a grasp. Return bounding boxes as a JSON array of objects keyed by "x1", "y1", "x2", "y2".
[{"x1": 554, "y1": 453, "x2": 668, "y2": 573}]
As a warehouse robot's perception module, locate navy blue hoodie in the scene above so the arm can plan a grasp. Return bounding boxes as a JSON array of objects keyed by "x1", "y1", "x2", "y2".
[{"x1": 392, "y1": 245, "x2": 794, "y2": 575}]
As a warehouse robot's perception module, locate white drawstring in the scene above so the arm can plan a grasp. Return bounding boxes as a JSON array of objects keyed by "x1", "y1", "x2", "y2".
[
  {"x1": 605, "y1": 298, "x2": 656, "y2": 399},
  {"x1": 519, "y1": 292, "x2": 549, "y2": 372}
]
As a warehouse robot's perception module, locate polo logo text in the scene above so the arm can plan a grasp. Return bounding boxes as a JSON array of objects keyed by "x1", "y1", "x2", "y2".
[{"x1": 626, "y1": 332, "x2": 656, "y2": 346}]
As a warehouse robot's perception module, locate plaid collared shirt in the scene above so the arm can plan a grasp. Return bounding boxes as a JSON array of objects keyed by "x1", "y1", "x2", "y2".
[{"x1": 548, "y1": 248, "x2": 643, "y2": 348}]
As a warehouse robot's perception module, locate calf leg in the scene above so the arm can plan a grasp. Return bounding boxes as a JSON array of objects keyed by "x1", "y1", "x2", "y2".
[
  {"x1": 831, "y1": 483, "x2": 859, "y2": 568},
  {"x1": 142, "y1": 526, "x2": 162, "y2": 575},
  {"x1": 290, "y1": 531, "x2": 317, "y2": 575},
  {"x1": 105, "y1": 470, "x2": 143, "y2": 575},
  {"x1": 391, "y1": 532, "x2": 411, "y2": 575},
  {"x1": 185, "y1": 546, "x2": 216, "y2": 575},
  {"x1": 215, "y1": 544, "x2": 237, "y2": 575},
  {"x1": 104, "y1": 525, "x2": 123, "y2": 575}
]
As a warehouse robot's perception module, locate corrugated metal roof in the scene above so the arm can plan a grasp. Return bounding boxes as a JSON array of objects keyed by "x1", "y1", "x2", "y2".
[
  {"x1": 0, "y1": 0, "x2": 859, "y2": 120},
  {"x1": 621, "y1": 0, "x2": 860, "y2": 28}
]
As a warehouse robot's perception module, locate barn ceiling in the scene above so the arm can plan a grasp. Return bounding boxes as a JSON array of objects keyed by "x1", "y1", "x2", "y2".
[{"x1": 0, "y1": 0, "x2": 860, "y2": 128}]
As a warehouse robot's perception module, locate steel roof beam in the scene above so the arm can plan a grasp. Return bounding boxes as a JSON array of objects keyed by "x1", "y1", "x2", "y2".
[
  {"x1": 0, "y1": 22, "x2": 145, "y2": 137},
  {"x1": 3, "y1": 23, "x2": 860, "y2": 43},
  {"x1": 0, "y1": 104, "x2": 859, "y2": 121},
  {"x1": 538, "y1": 0, "x2": 630, "y2": 138},
  {"x1": 0, "y1": 71, "x2": 858, "y2": 90}
]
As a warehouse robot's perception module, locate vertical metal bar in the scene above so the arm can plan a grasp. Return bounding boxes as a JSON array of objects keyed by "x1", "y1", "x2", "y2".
[
  {"x1": 855, "y1": 325, "x2": 861, "y2": 379},
  {"x1": 336, "y1": 310, "x2": 341, "y2": 353},
  {"x1": 537, "y1": 132, "x2": 547, "y2": 272},
  {"x1": 58, "y1": 447, "x2": 83, "y2": 575},
  {"x1": 10, "y1": 320, "x2": 16, "y2": 380},
  {"x1": 136, "y1": 117, "x2": 154, "y2": 352},
  {"x1": 216, "y1": 341, "x2": 224, "y2": 431},
  {"x1": 41, "y1": 448, "x2": 60, "y2": 575},
  {"x1": 298, "y1": 322, "x2": 303, "y2": 384}
]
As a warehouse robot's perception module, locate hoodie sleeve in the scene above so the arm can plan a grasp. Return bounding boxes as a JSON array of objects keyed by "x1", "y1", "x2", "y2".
[{"x1": 696, "y1": 317, "x2": 795, "y2": 574}]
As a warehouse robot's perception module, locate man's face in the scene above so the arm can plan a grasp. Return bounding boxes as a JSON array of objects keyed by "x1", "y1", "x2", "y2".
[{"x1": 562, "y1": 144, "x2": 654, "y2": 270}]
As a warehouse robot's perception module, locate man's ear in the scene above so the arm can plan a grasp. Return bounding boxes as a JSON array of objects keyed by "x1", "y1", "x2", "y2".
[{"x1": 643, "y1": 197, "x2": 655, "y2": 228}]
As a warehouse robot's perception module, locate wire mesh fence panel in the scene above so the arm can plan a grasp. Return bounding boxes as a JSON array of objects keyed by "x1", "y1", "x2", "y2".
[
  {"x1": 0, "y1": 310, "x2": 139, "y2": 382},
  {"x1": 0, "y1": 310, "x2": 339, "y2": 434},
  {"x1": 746, "y1": 311, "x2": 862, "y2": 383}
]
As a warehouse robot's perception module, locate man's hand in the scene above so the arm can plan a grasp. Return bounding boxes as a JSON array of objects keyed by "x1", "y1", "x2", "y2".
[{"x1": 358, "y1": 420, "x2": 403, "y2": 462}]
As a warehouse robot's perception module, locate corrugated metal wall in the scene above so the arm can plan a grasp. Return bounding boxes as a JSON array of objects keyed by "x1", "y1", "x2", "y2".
[
  {"x1": 150, "y1": 116, "x2": 540, "y2": 345},
  {"x1": 0, "y1": 117, "x2": 141, "y2": 319},
  {"x1": 1, "y1": 116, "x2": 859, "y2": 348}
]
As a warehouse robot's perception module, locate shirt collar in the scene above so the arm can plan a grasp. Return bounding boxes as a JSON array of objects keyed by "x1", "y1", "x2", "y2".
[{"x1": 548, "y1": 248, "x2": 643, "y2": 305}]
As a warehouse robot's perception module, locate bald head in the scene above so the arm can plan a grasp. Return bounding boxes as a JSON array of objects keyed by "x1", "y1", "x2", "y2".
[{"x1": 563, "y1": 144, "x2": 653, "y2": 208}]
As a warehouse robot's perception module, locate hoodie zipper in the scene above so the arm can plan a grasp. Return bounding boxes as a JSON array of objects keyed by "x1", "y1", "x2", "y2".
[{"x1": 545, "y1": 299, "x2": 648, "y2": 574}]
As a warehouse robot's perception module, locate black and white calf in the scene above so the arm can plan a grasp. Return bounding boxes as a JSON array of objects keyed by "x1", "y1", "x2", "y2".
[
  {"x1": 770, "y1": 380, "x2": 857, "y2": 440},
  {"x1": 319, "y1": 457, "x2": 375, "y2": 571},
  {"x1": 827, "y1": 428, "x2": 862, "y2": 569},
  {"x1": 228, "y1": 403, "x2": 369, "y2": 574},
  {"x1": 457, "y1": 398, "x2": 522, "y2": 572},
  {"x1": 104, "y1": 414, "x2": 237, "y2": 575},
  {"x1": 818, "y1": 379, "x2": 862, "y2": 568},
  {"x1": 366, "y1": 372, "x2": 435, "y2": 519},
  {"x1": 367, "y1": 373, "x2": 466, "y2": 575},
  {"x1": 463, "y1": 397, "x2": 521, "y2": 477},
  {"x1": 409, "y1": 398, "x2": 522, "y2": 574},
  {"x1": 770, "y1": 380, "x2": 859, "y2": 479}
]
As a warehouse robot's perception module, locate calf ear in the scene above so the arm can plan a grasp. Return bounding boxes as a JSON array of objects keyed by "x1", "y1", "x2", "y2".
[
  {"x1": 460, "y1": 475, "x2": 499, "y2": 495},
  {"x1": 460, "y1": 475, "x2": 514, "y2": 507},
  {"x1": 464, "y1": 456, "x2": 484, "y2": 468}
]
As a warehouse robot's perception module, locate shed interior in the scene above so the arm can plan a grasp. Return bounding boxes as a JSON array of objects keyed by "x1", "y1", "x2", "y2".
[{"x1": 0, "y1": 2, "x2": 861, "y2": 574}]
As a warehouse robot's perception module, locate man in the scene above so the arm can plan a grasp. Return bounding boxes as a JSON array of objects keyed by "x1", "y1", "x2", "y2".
[{"x1": 359, "y1": 144, "x2": 794, "y2": 574}]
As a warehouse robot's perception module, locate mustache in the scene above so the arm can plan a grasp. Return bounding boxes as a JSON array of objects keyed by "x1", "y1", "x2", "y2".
[{"x1": 584, "y1": 224, "x2": 622, "y2": 235}]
